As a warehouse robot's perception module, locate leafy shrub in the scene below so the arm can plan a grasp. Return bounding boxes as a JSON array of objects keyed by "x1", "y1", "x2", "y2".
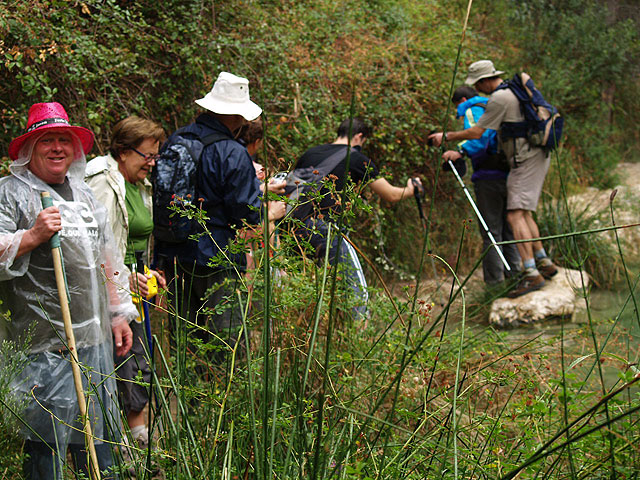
[{"x1": 0, "y1": 338, "x2": 30, "y2": 477}]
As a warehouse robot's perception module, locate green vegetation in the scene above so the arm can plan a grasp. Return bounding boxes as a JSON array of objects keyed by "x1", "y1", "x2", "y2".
[
  {"x1": 2, "y1": 0, "x2": 638, "y2": 270},
  {"x1": 1, "y1": 0, "x2": 640, "y2": 478}
]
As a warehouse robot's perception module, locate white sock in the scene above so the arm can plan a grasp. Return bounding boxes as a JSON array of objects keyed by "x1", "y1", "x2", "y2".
[
  {"x1": 130, "y1": 424, "x2": 148, "y2": 443},
  {"x1": 525, "y1": 267, "x2": 540, "y2": 277}
]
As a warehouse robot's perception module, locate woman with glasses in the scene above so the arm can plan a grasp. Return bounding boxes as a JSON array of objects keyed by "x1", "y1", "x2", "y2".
[{"x1": 85, "y1": 115, "x2": 167, "y2": 449}]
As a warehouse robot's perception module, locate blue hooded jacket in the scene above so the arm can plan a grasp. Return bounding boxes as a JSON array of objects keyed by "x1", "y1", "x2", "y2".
[
  {"x1": 155, "y1": 113, "x2": 262, "y2": 270},
  {"x1": 456, "y1": 96, "x2": 507, "y2": 182}
]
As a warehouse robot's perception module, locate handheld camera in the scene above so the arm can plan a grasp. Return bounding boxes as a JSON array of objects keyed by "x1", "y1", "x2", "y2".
[{"x1": 272, "y1": 171, "x2": 288, "y2": 183}]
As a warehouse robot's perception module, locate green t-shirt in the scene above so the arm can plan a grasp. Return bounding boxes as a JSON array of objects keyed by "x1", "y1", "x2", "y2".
[{"x1": 124, "y1": 180, "x2": 153, "y2": 266}]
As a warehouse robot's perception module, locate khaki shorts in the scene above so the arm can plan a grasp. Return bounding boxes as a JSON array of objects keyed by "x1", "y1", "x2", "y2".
[{"x1": 506, "y1": 149, "x2": 550, "y2": 211}]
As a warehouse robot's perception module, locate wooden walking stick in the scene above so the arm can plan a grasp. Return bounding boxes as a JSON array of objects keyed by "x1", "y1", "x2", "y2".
[{"x1": 40, "y1": 192, "x2": 101, "y2": 480}]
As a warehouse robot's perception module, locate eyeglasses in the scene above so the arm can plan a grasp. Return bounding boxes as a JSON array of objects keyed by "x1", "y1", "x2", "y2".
[{"x1": 131, "y1": 147, "x2": 159, "y2": 162}]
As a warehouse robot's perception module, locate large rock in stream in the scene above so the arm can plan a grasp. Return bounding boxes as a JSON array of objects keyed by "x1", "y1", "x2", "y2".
[{"x1": 489, "y1": 268, "x2": 589, "y2": 327}]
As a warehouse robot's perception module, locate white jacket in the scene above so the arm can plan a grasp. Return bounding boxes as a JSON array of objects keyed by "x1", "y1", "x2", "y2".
[{"x1": 85, "y1": 154, "x2": 153, "y2": 264}]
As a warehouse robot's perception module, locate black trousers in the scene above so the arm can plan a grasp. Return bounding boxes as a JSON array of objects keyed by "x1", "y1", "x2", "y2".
[
  {"x1": 165, "y1": 259, "x2": 246, "y2": 365},
  {"x1": 473, "y1": 178, "x2": 522, "y2": 284},
  {"x1": 23, "y1": 440, "x2": 117, "y2": 480},
  {"x1": 113, "y1": 319, "x2": 151, "y2": 413}
]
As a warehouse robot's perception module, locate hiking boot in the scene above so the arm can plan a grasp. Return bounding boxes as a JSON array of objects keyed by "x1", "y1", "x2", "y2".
[
  {"x1": 537, "y1": 262, "x2": 558, "y2": 279},
  {"x1": 507, "y1": 274, "x2": 545, "y2": 298}
]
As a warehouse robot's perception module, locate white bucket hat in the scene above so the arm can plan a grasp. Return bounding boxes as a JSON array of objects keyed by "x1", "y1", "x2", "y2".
[
  {"x1": 195, "y1": 72, "x2": 262, "y2": 121},
  {"x1": 465, "y1": 60, "x2": 505, "y2": 86}
]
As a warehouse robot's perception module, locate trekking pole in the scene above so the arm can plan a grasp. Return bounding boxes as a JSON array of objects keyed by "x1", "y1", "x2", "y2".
[
  {"x1": 40, "y1": 192, "x2": 101, "y2": 480},
  {"x1": 134, "y1": 251, "x2": 154, "y2": 353},
  {"x1": 445, "y1": 160, "x2": 511, "y2": 271},
  {"x1": 134, "y1": 250, "x2": 156, "y2": 468},
  {"x1": 411, "y1": 178, "x2": 428, "y2": 229}
]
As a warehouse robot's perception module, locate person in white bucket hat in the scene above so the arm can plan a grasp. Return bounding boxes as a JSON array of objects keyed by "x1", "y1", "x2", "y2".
[
  {"x1": 429, "y1": 60, "x2": 558, "y2": 299},
  {"x1": 153, "y1": 72, "x2": 285, "y2": 366},
  {"x1": 195, "y1": 72, "x2": 262, "y2": 121}
]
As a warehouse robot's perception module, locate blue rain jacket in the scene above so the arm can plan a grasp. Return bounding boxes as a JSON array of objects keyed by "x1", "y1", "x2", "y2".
[{"x1": 155, "y1": 114, "x2": 262, "y2": 271}]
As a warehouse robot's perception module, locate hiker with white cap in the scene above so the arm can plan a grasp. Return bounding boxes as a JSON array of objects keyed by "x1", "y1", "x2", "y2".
[
  {"x1": 0, "y1": 102, "x2": 137, "y2": 478},
  {"x1": 429, "y1": 60, "x2": 558, "y2": 298},
  {"x1": 153, "y1": 72, "x2": 285, "y2": 364}
]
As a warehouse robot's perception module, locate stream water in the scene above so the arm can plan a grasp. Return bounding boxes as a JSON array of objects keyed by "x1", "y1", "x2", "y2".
[{"x1": 497, "y1": 286, "x2": 640, "y2": 390}]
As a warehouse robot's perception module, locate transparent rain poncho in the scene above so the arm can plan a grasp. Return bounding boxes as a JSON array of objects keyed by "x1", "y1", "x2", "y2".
[{"x1": 0, "y1": 132, "x2": 138, "y2": 445}]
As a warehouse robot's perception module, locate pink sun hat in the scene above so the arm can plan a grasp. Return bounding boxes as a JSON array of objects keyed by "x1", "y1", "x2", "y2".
[{"x1": 8, "y1": 102, "x2": 95, "y2": 160}]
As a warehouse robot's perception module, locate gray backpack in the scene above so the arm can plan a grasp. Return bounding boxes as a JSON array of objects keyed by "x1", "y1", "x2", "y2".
[
  {"x1": 283, "y1": 146, "x2": 355, "y2": 215},
  {"x1": 151, "y1": 128, "x2": 229, "y2": 243}
]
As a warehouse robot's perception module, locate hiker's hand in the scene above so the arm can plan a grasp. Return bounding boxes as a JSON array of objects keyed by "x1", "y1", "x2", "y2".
[
  {"x1": 442, "y1": 150, "x2": 462, "y2": 162},
  {"x1": 129, "y1": 269, "x2": 166, "y2": 298},
  {"x1": 442, "y1": 156, "x2": 467, "y2": 177},
  {"x1": 30, "y1": 207, "x2": 62, "y2": 245},
  {"x1": 408, "y1": 177, "x2": 424, "y2": 198},
  {"x1": 262, "y1": 178, "x2": 287, "y2": 195},
  {"x1": 405, "y1": 178, "x2": 416, "y2": 197},
  {"x1": 151, "y1": 269, "x2": 167, "y2": 290},
  {"x1": 129, "y1": 271, "x2": 151, "y2": 298},
  {"x1": 17, "y1": 207, "x2": 63, "y2": 258},
  {"x1": 267, "y1": 200, "x2": 286, "y2": 221},
  {"x1": 150, "y1": 269, "x2": 167, "y2": 309},
  {"x1": 428, "y1": 132, "x2": 444, "y2": 147},
  {"x1": 112, "y1": 319, "x2": 133, "y2": 357}
]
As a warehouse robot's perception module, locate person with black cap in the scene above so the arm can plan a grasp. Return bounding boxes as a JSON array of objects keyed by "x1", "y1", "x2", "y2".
[{"x1": 289, "y1": 117, "x2": 421, "y2": 319}]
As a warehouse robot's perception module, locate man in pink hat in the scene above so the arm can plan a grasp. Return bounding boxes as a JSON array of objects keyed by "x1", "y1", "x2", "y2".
[
  {"x1": 1, "y1": 102, "x2": 136, "y2": 478},
  {"x1": 153, "y1": 72, "x2": 285, "y2": 366},
  {"x1": 429, "y1": 60, "x2": 558, "y2": 298}
]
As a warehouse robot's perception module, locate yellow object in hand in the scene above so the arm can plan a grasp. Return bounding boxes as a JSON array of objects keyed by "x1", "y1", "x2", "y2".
[{"x1": 132, "y1": 266, "x2": 158, "y2": 323}]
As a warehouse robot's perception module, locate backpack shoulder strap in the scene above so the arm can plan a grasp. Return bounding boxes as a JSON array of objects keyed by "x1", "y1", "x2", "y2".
[
  {"x1": 200, "y1": 131, "x2": 232, "y2": 146},
  {"x1": 167, "y1": 127, "x2": 230, "y2": 147},
  {"x1": 314, "y1": 145, "x2": 355, "y2": 178},
  {"x1": 494, "y1": 80, "x2": 510, "y2": 92},
  {"x1": 502, "y1": 74, "x2": 531, "y2": 103}
]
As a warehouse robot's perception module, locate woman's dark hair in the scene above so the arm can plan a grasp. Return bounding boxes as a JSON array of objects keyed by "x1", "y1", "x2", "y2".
[
  {"x1": 237, "y1": 118, "x2": 264, "y2": 146},
  {"x1": 337, "y1": 117, "x2": 371, "y2": 139},
  {"x1": 451, "y1": 86, "x2": 478, "y2": 104},
  {"x1": 109, "y1": 116, "x2": 166, "y2": 159}
]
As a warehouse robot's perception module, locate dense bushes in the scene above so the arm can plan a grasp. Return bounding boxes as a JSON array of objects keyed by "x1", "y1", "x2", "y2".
[
  {"x1": 2, "y1": 1, "x2": 638, "y2": 275},
  {"x1": 2, "y1": 2, "x2": 640, "y2": 477},
  {"x1": 2, "y1": 0, "x2": 638, "y2": 273}
]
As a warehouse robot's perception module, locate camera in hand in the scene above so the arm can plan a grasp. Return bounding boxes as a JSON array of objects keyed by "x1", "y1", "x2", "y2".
[{"x1": 272, "y1": 171, "x2": 288, "y2": 182}]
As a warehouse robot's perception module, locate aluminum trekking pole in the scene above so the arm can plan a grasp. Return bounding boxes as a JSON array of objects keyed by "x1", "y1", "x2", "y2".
[
  {"x1": 445, "y1": 159, "x2": 511, "y2": 271},
  {"x1": 41, "y1": 192, "x2": 101, "y2": 480}
]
